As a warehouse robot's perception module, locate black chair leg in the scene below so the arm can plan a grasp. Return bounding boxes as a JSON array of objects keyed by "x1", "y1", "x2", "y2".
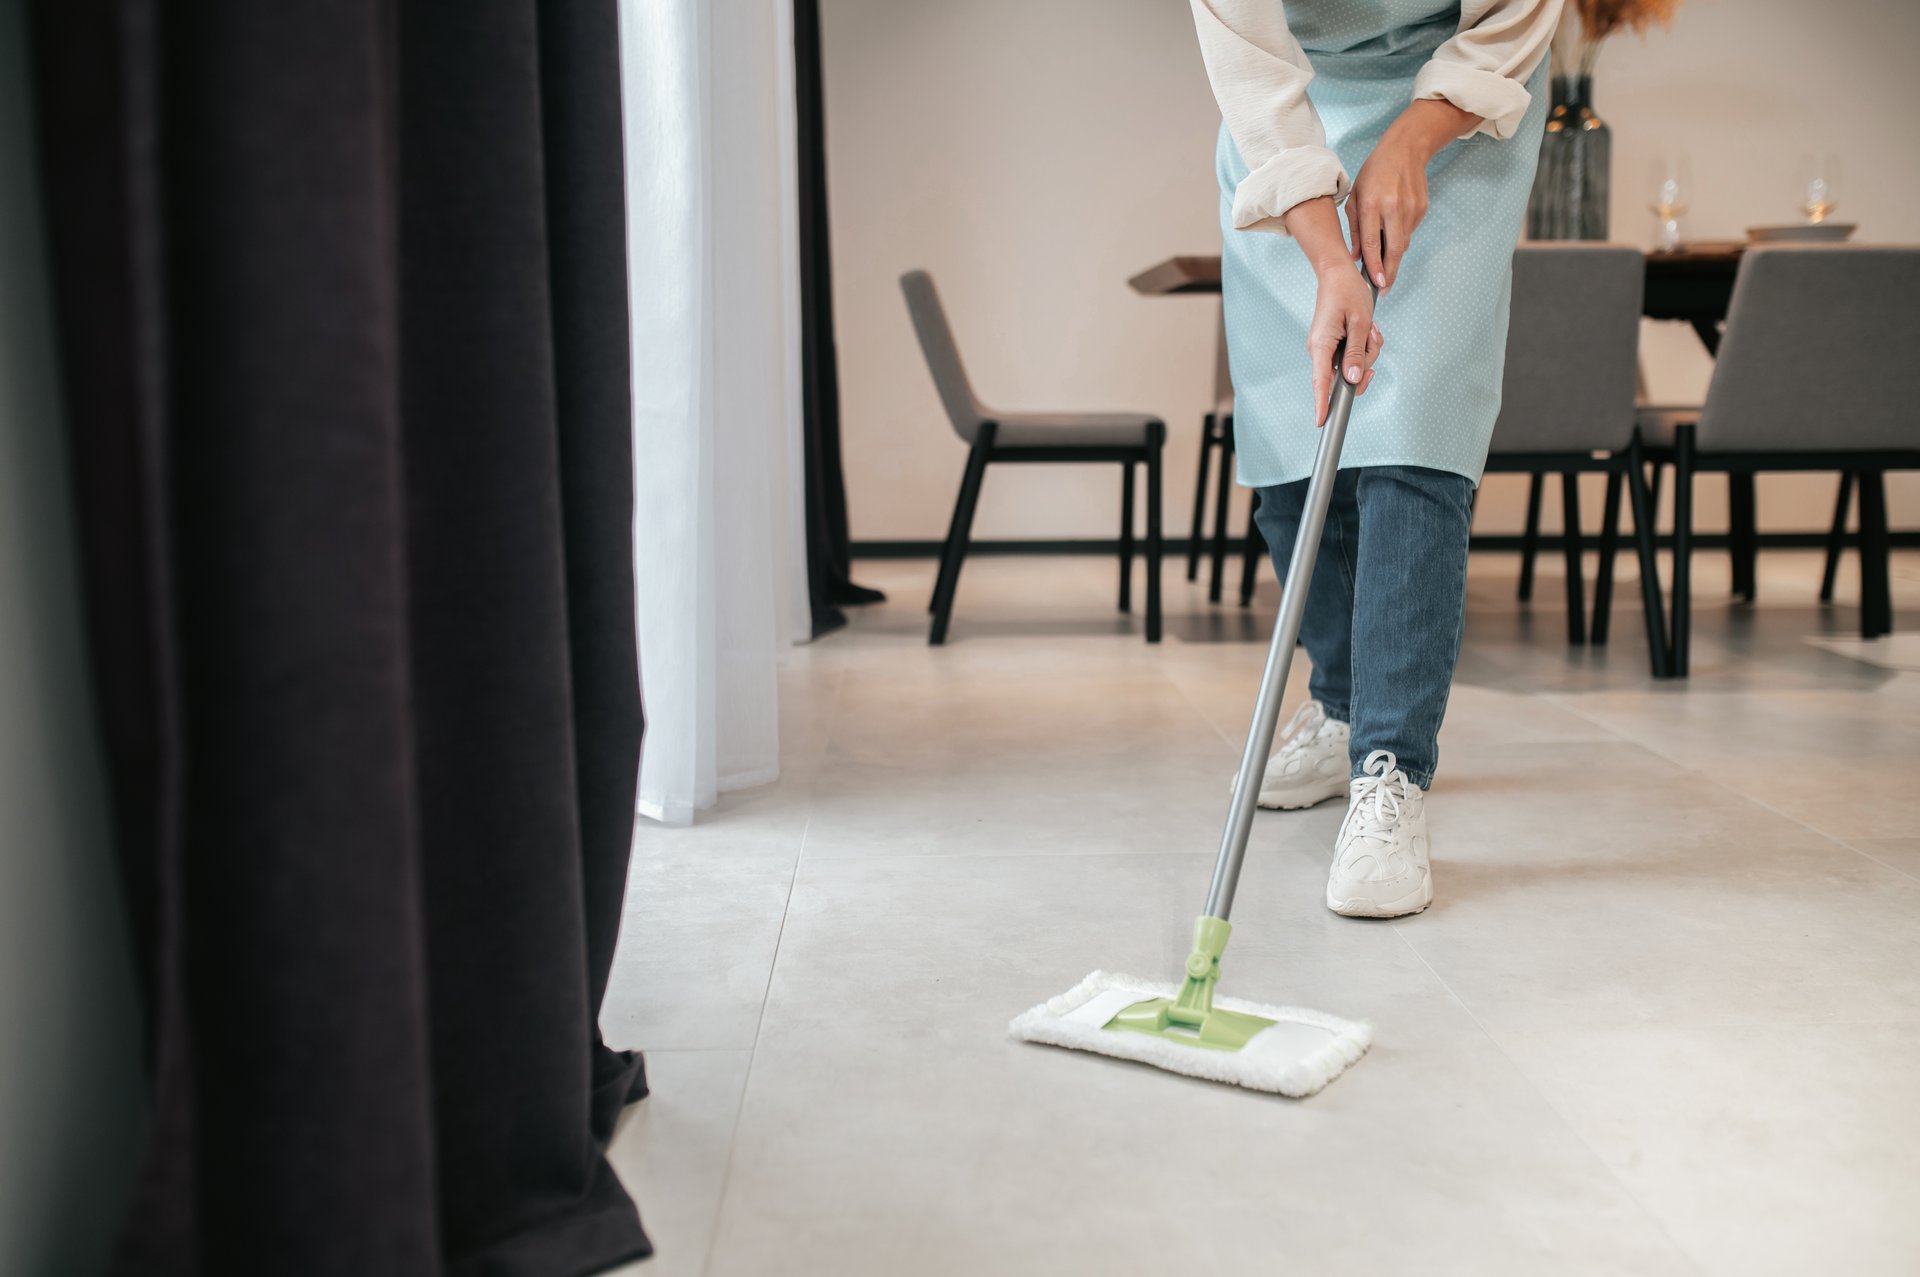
[
  {"x1": 929, "y1": 427, "x2": 993, "y2": 645},
  {"x1": 1860, "y1": 469, "x2": 1892, "y2": 639},
  {"x1": 1238, "y1": 489, "x2": 1263, "y2": 606},
  {"x1": 930, "y1": 445, "x2": 973, "y2": 615},
  {"x1": 1119, "y1": 461, "x2": 1136, "y2": 613},
  {"x1": 1145, "y1": 428, "x2": 1164, "y2": 643},
  {"x1": 1591, "y1": 466, "x2": 1623, "y2": 645},
  {"x1": 1820, "y1": 471, "x2": 1854, "y2": 604},
  {"x1": 1670, "y1": 426, "x2": 1696, "y2": 676},
  {"x1": 1625, "y1": 435, "x2": 1670, "y2": 677},
  {"x1": 1729, "y1": 472, "x2": 1758, "y2": 602},
  {"x1": 1562, "y1": 471, "x2": 1586, "y2": 645},
  {"x1": 1208, "y1": 419, "x2": 1235, "y2": 603},
  {"x1": 1187, "y1": 415, "x2": 1214, "y2": 581},
  {"x1": 1518, "y1": 472, "x2": 1543, "y2": 602}
]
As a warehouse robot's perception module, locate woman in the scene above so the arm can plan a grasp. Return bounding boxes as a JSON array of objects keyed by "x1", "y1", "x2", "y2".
[{"x1": 1189, "y1": 0, "x2": 1560, "y2": 917}]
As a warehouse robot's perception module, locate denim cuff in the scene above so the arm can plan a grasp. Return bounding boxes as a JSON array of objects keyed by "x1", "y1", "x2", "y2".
[{"x1": 1351, "y1": 761, "x2": 1435, "y2": 791}]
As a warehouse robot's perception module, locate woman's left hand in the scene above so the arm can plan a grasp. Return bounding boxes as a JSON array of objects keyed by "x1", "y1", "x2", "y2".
[{"x1": 1346, "y1": 98, "x2": 1480, "y2": 293}]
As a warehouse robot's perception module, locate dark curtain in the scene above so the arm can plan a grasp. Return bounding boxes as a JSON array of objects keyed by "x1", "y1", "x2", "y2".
[
  {"x1": 29, "y1": 1, "x2": 651, "y2": 1273},
  {"x1": 793, "y1": 0, "x2": 882, "y2": 637}
]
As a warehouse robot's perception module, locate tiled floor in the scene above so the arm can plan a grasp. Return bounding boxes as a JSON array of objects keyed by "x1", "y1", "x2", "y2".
[{"x1": 602, "y1": 546, "x2": 1920, "y2": 1277}]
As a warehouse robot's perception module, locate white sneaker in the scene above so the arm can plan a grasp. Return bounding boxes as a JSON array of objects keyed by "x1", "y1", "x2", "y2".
[
  {"x1": 1252, "y1": 701, "x2": 1352, "y2": 810},
  {"x1": 1326, "y1": 749, "x2": 1433, "y2": 918}
]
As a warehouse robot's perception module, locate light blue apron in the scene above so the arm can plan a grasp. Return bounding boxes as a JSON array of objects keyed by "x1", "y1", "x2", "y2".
[{"x1": 1218, "y1": 2, "x2": 1550, "y2": 488}]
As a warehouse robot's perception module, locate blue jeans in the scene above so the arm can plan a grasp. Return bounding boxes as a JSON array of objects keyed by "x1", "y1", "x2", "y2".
[{"x1": 1252, "y1": 465, "x2": 1475, "y2": 789}]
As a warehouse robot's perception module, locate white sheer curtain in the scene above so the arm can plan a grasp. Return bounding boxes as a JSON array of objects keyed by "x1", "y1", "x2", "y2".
[{"x1": 618, "y1": 0, "x2": 811, "y2": 825}]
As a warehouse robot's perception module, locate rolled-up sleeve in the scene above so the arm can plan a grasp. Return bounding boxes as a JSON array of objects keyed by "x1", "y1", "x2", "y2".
[
  {"x1": 1187, "y1": 0, "x2": 1349, "y2": 235},
  {"x1": 1412, "y1": 0, "x2": 1564, "y2": 140}
]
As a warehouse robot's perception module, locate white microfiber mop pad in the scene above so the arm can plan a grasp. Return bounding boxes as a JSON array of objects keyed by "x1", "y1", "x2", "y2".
[{"x1": 1009, "y1": 971, "x2": 1371, "y2": 1097}]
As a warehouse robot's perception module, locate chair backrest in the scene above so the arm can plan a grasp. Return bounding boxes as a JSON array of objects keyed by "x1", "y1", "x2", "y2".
[
  {"x1": 1698, "y1": 245, "x2": 1920, "y2": 454},
  {"x1": 900, "y1": 270, "x2": 987, "y2": 443},
  {"x1": 1489, "y1": 244, "x2": 1644, "y2": 453},
  {"x1": 1489, "y1": 242, "x2": 1643, "y2": 453}
]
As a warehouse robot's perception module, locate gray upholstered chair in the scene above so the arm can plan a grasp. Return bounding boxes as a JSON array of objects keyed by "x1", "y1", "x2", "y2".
[
  {"x1": 1642, "y1": 245, "x2": 1920, "y2": 674},
  {"x1": 1483, "y1": 244, "x2": 1666, "y2": 671},
  {"x1": 900, "y1": 270, "x2": 1166, "y2": 644}
]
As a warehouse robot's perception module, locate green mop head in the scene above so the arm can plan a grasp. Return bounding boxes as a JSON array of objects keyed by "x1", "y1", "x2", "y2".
[{"x1": 1008, "y1": 917, "x2": 1370, "y2": 1097}]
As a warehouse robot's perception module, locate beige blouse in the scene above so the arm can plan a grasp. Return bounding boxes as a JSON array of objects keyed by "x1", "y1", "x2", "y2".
[{"x1": 1188, "y1": 0, "x2": 1563, "y2": 233}]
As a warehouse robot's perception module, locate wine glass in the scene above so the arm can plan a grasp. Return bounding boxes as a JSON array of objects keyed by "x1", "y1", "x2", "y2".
[
  {"x1": 1800, "y1": 154, "x2": 1840, "y2": 224},
  {"x1": 1648, "y1": 156, "x2": 1691, "y2": 252}
]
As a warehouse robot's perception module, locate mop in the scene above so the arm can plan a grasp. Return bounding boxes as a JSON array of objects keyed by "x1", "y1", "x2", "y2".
[{"x1": 1009, "y1": 314, "x2": 1375, "y2": 1097}]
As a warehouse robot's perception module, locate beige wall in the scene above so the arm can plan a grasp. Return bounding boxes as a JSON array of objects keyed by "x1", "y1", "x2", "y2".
[{"x1": 822, "y1": 0, "x2": 1920, "y2": 543}]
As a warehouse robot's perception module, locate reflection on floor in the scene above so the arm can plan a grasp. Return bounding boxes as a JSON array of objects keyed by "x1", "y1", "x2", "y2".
[{"x1": 601, "y1": 548, "x2": 1920, "y2": 1277}]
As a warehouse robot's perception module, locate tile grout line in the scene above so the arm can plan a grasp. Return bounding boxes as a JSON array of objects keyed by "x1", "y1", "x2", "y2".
[
  {"x1": 1385, "y1": 922, "x2": 1712, "y2": 1277},
  {"x1": 695, "y1": 659, "x2": 845, "y2": 1277},
  {"x1": 1829, "y1": 837, "x2": 1920, "y2": 885}
]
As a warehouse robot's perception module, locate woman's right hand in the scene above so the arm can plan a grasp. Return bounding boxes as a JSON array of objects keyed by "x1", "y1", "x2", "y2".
[
  {"x1": 1305, "y1": 264, "x2": 1381, "y2": 426},
  {"x1": 1282, "y1": 195, "x2": 1383, "y2": 426}
]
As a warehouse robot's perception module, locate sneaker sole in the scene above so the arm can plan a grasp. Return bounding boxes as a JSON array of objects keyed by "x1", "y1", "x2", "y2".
[{"x1": 1326, "y1": 876, "x2": 1434, "y2": 919}]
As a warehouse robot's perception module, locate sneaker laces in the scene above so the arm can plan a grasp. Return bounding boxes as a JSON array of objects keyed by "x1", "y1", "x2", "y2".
[
  {"x1": 1270, "y1": 700, "x2": 1328, "y2": 762},
  {"x1": 1344, "y1": 749, "x2": 1413, "y2": 848}
]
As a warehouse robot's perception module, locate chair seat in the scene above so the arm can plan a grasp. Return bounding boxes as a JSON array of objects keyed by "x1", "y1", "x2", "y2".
[
  {"x1": 1635, "y1": 404, "x2": 1698, "y2": 447},
  {"x1": 989, "y1": 410, "x2": 1159, "y2": 448}
]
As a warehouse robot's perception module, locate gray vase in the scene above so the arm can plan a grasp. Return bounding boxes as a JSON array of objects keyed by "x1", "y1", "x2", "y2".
[{"x1": 1528, "y1": 75, "x2": 1611, "y2": 241}]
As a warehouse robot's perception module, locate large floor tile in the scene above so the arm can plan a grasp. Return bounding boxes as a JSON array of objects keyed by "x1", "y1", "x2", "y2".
[
  {"x1": 1500, "y1": 1021, "x2": 1920, "y2": 1277},
  {"x1": 805, "y1": 660, "x2": 1242, "y2": 860},
  {"x1": 604, "y1": 1050, "x2": 752, "y2": 1277},
  {"x1": 602, "y1": 807, "x2": 803, "y2": 1051},
  {"x1": 1403, "y1": 740, "x2": 1920, "y2": 1031},
  {"x1": 705, "y1": 855, "x2": 1695, "y2": 1277},
  {"x1": 1555, "y1": 687, "x2": 1920, "y2": 841}
]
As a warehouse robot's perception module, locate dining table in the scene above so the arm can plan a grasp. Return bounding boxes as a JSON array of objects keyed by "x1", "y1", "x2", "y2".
[{"x1": 1127, "y1": 243, "x2": 1742, "y2": 352}]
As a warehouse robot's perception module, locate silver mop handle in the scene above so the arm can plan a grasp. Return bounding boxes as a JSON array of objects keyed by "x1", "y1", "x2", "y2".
[{"x1": 1203, "y1": 329, "x2": 1365, "y2": 921}]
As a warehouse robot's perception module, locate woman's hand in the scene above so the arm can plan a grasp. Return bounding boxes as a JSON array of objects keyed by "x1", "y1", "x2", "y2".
[
  {"x1": 1346, "y1": 98, "x2": 1479, "y2": 293},
  {"x1": 1283, "y1": 196, "x2": 1383, "y2": 425}
]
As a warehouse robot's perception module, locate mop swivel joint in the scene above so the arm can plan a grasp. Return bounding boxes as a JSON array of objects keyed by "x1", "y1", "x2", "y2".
[
  {"x1": 1174, "y1": 915, "x2": 1233, "y2": 1017},
  {"x1": 1098, "y1": 915, "x2": 1276, "y2": 1052}
]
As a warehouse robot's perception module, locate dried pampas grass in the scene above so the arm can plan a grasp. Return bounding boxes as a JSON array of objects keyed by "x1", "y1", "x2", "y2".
[
  {"x1": 1554, "y1": 0, "x2": 1682, "y2": 77},
  {"x1": 1575, "y1": 0, "x2": 1682, "y2": 41}
]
